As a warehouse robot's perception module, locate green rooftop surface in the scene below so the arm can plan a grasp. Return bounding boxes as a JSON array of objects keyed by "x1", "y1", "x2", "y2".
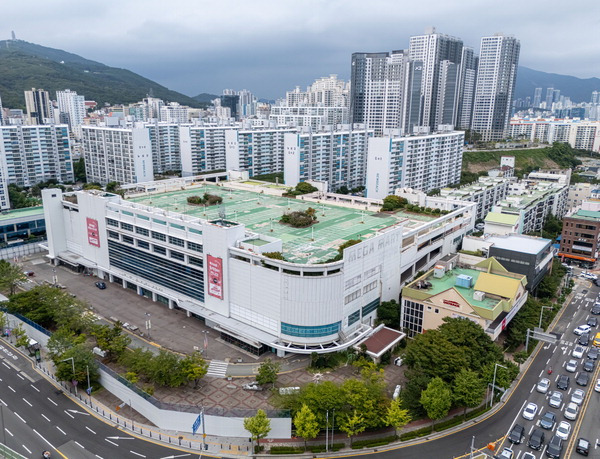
[
  {"x1": 571, "y1": 209, "x2": 600, "y2": 221},
  {"x1": 416, "y1": 267, "x2": 499, "y2": 309},
  {"x1": 484, "y1": 212, "x2": 519, "y2": 225},
  {"x1": 127, "y1": 184, "x2": 435, "y2": 264},
  {"x1": 0, "y1": 206, "x2": 44, "y2": 222}
]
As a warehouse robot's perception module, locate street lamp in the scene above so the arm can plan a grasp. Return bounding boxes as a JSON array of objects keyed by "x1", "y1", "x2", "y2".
[
  {"x1": 145, "y1": 312, "x2": 151, "y2": 340},
  {"x1": 201, "y1": 330, "x2": 210, "y2": 359},
  {"x1": 86, "y1": 365, "x2": 91, "y2": 397},
  {"x1": 489, "y1": 363, "x2": 507, "y2": 408},
  {"x1": 61, "y1": 357, "x2": 77, "y2": 395},
  {"x1": 538, "y1": 305, "x2": 553, "y2": 330}
]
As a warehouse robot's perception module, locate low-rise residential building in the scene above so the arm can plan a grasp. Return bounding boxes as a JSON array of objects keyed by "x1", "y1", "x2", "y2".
[
  {"x1": 401, "y1": 255, "x2": 528, "y2": 340},
  {"x1": 509, "y1": 118, "x2": 600, "y2": 152},
  {"x1": 440, "y1": 176, "x2": 511, "y2": 221},
  {"x1": 0, "y1": 206, "x2": 46, "y2": 246},
  {"x1": 567, "y1": 183, "x2": 595, "y2": 209},
  {"x1": 558, "y1": 208, "x2": 600, "y2": 263}
]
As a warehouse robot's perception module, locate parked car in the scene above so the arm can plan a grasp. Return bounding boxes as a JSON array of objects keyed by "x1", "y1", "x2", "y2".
[
  {"x1": 494, "y1": 447, "x2": 514, "y2": 459},
  {"x1": 583, "y1": 359, "x2": 595, "y2": 372},
  {"x1": 571, "y1": 388, "x2": 585, "y2": 406},
  {"x1": 545, "y1": 434, "x2": 563, "y2": 458},
  {"x1": 575, "y1": 437, "x2": 590, "y2": 455},
  {"x1": 576, "y1": 372, "x2": 589, "y2": 386},
  {"x1": 564, "y1": 402, "x2": 579, "y2": 420},
  {"x1": 522, "y1": 454, "x2": 536, "y2": 459},
  {"x1": 573, "y1": 346, "x2": 585, "y2": 358},
  {"x1": 242, "y1": 382, "x2": 263, "y2": 391},
  {"x1": 595, "y1": 378, "x2": 600, "y2": 392},
  {"x1": 555, "y1": 421, "x2": 571, "y2": 441},
  {"x1": 540, "y1": 411, "x2": 556, "y2": 430},
  {"x1": 508, "y1": 424, "x2": 525, "y2": 444},
  {"x1": 536, "y1": 378, "x2": 551, "y2": 394},
  {"x1": 522, "y1": 402, "x2": 538, "y2": 420},
  {"x1": 528, "y1": 428, "x2": 545, "y2": 450},
  {"x1": 548, "y1": 391, "x2": 563, "y2": 408},
  {"x1": 95, "y1": 281, "x2": 107, "y2": 289},
  {"x1": 566, "y1": 359, "x2": 578, "y2": 373},
  {"x1": 557, "y1": 375, "x2": 570, "y2": 390},
  {"x1": 574, "y1": 324, "x2": 592, "y2": 335}
]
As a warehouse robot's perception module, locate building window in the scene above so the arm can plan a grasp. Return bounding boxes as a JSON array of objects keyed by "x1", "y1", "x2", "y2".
[
  {"x1": 122, "y1": 235, "x2": 134, "y2": 245},
  {"x1": 168, "y1": 236, "x2": 184, "y2": 247},
  {"x1": 281, "y1": 321, "x2": 341, "y2": 337},
  {"x1": 135, "y1": 226, "x2": 149, "y2": 236},
  {"x1": 106, "y1": 218, "x2": 118, "y2": 227},
  {"x1": 152, "y1": 231, "x2": 166, "y2": 242},
  {"x1": 108, "y1": 240, "x2": 204, "y2": 301},
  {"x1": 344, "y1": 289, "x2": 362, "y2": 304},
  {"x1": 137, "y1": 240, "x2": 150, "y2": 250},
  {"x1": 107, "y1": 230, "x2": 119, "y2": 240},
  {"x1": 170, "y1": 250, "x2": 185, "y2": 261},
  {"x1": 121, "y1": 222, "x2": 133, "y2": 232},
  {"x1": 362, "y1": 298, "x2": 380, "y2": 316},
  {"x1": 153, "y1": 245, "x2": 166, "y2": 255},
  {"x1": 348, "y1": 310, "x2": 360, "y2": 326},
  {"x1": 189, "y1": 256, "x2": 203, "y2": 267},
  {"x1": 402, "y1": 300, "x2": 424, "y2": 336},
  {"x1": 187, "y1": 241, "x2": 203, "y2": 253}
]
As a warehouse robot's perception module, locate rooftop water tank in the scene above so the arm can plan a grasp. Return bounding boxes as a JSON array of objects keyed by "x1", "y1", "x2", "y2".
[
  {"x1": 455, "y1": 274, "x2": 473, "y2": 288},
  {"x1": 433, "y1": 265, "x2": 446, "y2": 278}
]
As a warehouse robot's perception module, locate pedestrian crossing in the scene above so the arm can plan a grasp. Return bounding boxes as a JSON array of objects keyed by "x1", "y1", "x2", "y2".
[{"x1": 206, "y1": 360, "x2": 228, "y2": 378}]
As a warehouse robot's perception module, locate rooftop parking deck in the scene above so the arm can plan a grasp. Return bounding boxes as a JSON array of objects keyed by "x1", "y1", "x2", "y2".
[{"x1": 127, "y1": 184, "x2": 437, "y2": 264}]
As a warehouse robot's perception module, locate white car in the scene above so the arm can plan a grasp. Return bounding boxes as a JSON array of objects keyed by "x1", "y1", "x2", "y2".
[
  {"x1": 595, "y1": 378, "x2": 600, "y2": 393},
  {"x1": 572, "y1": 346, "x2": 585, "y2": 359},
  {"x1": 522, "y1": 402, "x2": 538, "y2": 421},
  {"x1": 536, "y1": 378, "x2": 550, "y2": 394},
  {"x1": 571, "y1": 388, "x2": 585, "y2": 406},
  {"x1": 566, "y1": 359, "x2": 578, "y2": 373},
  {"x1": 581, "y1": 271, "x2": 598, "y2": 280},
  {"x1": 556, "y1": 421, "x2": 571, "y2": 440},
  {"x1": 574, "y1": 324, "x2": 592, "y2": 336},
  {"x1": 564, "y1": 402, "x2": 579, "y2": 421},
  {"x1": 548, "y1": 391, "x2": 563, "y2": 408}
]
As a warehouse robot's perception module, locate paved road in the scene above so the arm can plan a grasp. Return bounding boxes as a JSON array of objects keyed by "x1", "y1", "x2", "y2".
[{"x1": 0, "y1": 341, "x2": 211, "y2": 459}]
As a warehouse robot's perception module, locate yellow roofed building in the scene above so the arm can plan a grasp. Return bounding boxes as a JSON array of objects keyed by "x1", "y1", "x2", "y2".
[{"x1": 401, "y1": 254, "x2": 528, "y2": 340}]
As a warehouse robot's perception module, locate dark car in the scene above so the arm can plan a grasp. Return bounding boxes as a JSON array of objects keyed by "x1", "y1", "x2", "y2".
[
  {"x1": 576, "y1": 372, "x2": 589, "y2": 386},
  {"x1": 579, "y1": 333, "x2": 590, "y2": 346},
  {"x1": 528, "y1": 428, "x2": 545, "y2": 450},
  {"x1": 95, "y1": 281, "x2": 106, "y2": 289},
  {"x1": 583, "y1": 359, "x2": 595, "y2": 372},
  {"x1": 588, "y1": 347, "x2": 599, "y2": 360},
  {"x1": 557, "y1": 375, "x2": 570, "y2": 390},
  {"x1": 540, "y1": 411, "x2": 556, "y2": 430},
  {"x1": 592, "y1": 304, "x2": 600, "y2": 315},
  {"x1": 588, "y1": 317, "x2": 598, "y2": 328},
  {"x1": 508, "y1": 423, "x2": 525, "y2": 444},
  {"x1": 576, "y1": 437, "x2": 590, "y2": 456},
  {"x1": 545, "y1": 434, "x2": 563, "y2": 458}
]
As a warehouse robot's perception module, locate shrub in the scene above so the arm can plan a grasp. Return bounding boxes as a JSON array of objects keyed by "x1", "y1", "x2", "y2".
[
  {"x1": 351, "y1": 435, "x2": 397, "y2": 449},
  {"x1": 308, "y1": 443, "x2": 345, "y2": 453},
  {"x1": 263, "y1": 252, "x2": 286, "y2": 261},
  {"x1": 269, "y1": 446, "x2": 304, "y2": 454},
  {"x1": 280, "y1": 211, "x2": 314, "y2": 228},
  {"x1": 187, "y1": 196, "x2": 203, "y2": 205}
]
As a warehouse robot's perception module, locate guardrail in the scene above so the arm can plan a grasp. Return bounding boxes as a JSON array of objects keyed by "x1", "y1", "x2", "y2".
[{"x1": 0, "y1": 442, "x2": 28, "y2": 459}]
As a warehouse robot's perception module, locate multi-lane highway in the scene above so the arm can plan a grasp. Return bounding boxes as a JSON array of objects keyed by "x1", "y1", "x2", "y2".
[{"x1": 0, "y1": 340, "x2": 210, "y2": 459}]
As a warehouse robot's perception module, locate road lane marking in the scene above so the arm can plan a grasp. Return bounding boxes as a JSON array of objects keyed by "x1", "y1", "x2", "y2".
[
  {"x1": 130, "y1": 451, "x2": 146, "y2": 458},
  {"x1": 56, "y1": 426, "x2": 66, "y2": 435},
  {"x1": 22, "y1": 398, "x2": 32, "y2": 407},
  {"x1": 16, "y1": 374, "x2": 24, "y2": 380},
  {"x1": 47, "y1": 397, "x2": 58, "y2": 406},
  {"x1": 30, "y1": 384, "x2": 40, "y2": 392},
  {"x1": 0, "y1": 398, "x2": 6, "y2": 406},
  {"x1": 64, "y1": 410, "x2": 74, "y2": 419},
  {"x1": 105, "y1": 439, "x2": 118, "y2": 447},
  {"x1": 5, "y1": 428, "x2": 13, "y2": 436},
  {"x1": 41, "y1": 414, "x2": 51, "y2": 422},
  {"x1": 86, "y1": 426, "x2": 96, "y2": 435},
  {"x1": 7, "y1": 385, "x2": 15, "y2": 392},
  {"x1": 95, "y1": 456, "x2": 104, "y2": 459},
  {"x1": 2, "y1": 362, "x2": 10, "y2": 369},
  {"x1": 14, "y1": 412, "x2": 26, "y2": 423},
  {"x1": 22, "y1": 444, "x2": 31, "y2": 454},
  {"x1": 75, "y1": 441, "x2": 84, "y2": 448},
  {"x1": 33, "y1": 429, "x2": 59, "y2": 451}
]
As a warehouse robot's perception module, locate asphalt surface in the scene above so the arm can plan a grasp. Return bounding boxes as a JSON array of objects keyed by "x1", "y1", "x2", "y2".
[
  {"x1": 0, "y1": 340, "x2": 211, "y2": 459},
  {"x1": 330, "y1": 279, "x2": 600, "y2": 459}
]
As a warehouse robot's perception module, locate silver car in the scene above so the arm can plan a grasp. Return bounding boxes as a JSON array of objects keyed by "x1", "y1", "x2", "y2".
[
  {"x1": 571, "y1": 388, "x2": 585, "y2": 406},
  {"x1": 564, "y1": 402, "x2": 579, "y2": 421},
  {"x1": 566, "y1": 359, "x2": 578, "y2": 372},
  {"x1": 536, "y1": 378, "x2": 550, "y2": 394},
  {"x1": 548, "y1": 391, "x2": 563, "y2": 408}
]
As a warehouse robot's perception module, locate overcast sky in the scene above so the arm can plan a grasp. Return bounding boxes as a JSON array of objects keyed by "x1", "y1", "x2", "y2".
[{"x1": 2, "y1": 0, "x2": 599, "y2": 100}]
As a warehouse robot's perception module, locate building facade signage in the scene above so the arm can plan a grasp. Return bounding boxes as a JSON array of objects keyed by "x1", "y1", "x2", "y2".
[
  {"x1": 443, "y1": 299, "x2": 460, "y2": 308},
  {"x1": 207, "y1": 255, "x2": 224, "y2": 299},
  {"x1": 86, "y1": 218, "x2": 100, "y2": 247}
]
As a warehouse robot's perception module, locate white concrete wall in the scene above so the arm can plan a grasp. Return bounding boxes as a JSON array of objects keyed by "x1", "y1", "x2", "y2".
[
  {"x1": 283, "y1": 133, "x2": 300, "y2": 187},
  {"x1": 98, "y1": 368, "x2": 291, "y2": 437},
  {"x1": 365, "y1": 137, "x2": 392, "y2": 199}
]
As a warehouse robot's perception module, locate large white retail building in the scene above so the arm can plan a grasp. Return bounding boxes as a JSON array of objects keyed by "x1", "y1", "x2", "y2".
[{"x1": 42, "y1": 176, "x2": 475, "y2": 356}]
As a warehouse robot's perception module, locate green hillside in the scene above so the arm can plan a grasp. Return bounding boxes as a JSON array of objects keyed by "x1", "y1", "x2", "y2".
[{"x1": 0, "y1": 39, "x2": 203, "y2": 109}]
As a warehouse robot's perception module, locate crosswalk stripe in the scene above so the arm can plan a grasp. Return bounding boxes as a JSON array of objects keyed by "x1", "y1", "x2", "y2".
[{"x1": 206, "y1": 360, "x2": 228, "y2": 377}]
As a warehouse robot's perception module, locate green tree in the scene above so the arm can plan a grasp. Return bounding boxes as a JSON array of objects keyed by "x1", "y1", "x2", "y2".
[
  {"x1": 339, "y1": 410, "x2": 365, "y2": 446},
  {"x1": 90, "y1": 324, "x2": 131, "y2": 361},
  {"x1": 13, "y1": 325, "x2": 29, "y2": 348},
  {"x1": 105, "y1": 181, "x2": 120, "y2": 193},
  {"x1": 0, "y1": 260, "x2": 26, "y2": 295},
  {"x1": 295, "y1": 182, "x2": 318, "y2": 194},
  {"x1": 47, "y1": 327, "x2": 86, "y2": 360},
  {"x1": 148, "y1": 350, "x2": 187, "y2": 387},
  {"x1": 385, "y1": 398, "x2": 411, "y2": 437},
  {"x1": 376, "y1": 300, "x2": 399, "y2": 328},
  {"x1": 278, "y1": 381, "x2": 345, "y2": 428},
  {"x1": 181, "y1": 351, "x2": 208, "y2": 388},
  {"x1": 0, "y1": 311, "x2": 7, "y2": 333},
  {"x1": 118, "y1": 347, "x2": 154, "y2": 376},
  {"x1": 382, "y1": 195, "x2": 407, "y2": 211},
  {"x1": 453, "y1": 368, "x2": 484, "y2": 419},
  {"x1": 256, "y1": 358, "x2": 280, "y2": 388},
  {"x1": 481, "y1": 361, "x2": 519, "y2": 393},
  {"x1": 294, "y1": 404, "x2": 320, "y2": 451},
  {"x1": 513, "y1": 350, "x2": 529, "y2": 368},
  {"x1": 54, "y1": 344, "x2": 99, "y2": 387},
  {"x1": 420, "y1": 377, "x2": 452, "y2": 431},
  {"x1": 400, "y1": 370, "x2": 431, "y2": 417},
  {"x1": 73, "y1": 157, "x2": 86, "y2": 182},
  {"x1": 341, "y1": 377, "x2": 386, "y2": 429},
  {"x1": 244, "y1": 409, "x2": 271, "y2": 451}
]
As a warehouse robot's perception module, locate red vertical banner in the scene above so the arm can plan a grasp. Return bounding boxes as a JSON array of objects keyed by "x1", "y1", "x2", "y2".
[
  {"x1": 87, "y1": 218, "x2": 100, "y2": 247},
  {"x1": 207, "y1": 255, "x2": 223, "y2": 299}
]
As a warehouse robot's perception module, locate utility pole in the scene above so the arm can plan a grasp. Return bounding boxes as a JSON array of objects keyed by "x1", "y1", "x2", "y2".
[
  {"x1": 325, "y1": 410, "x2": 329, "y2": 452},
  {"x1": 61, "y1": 357, "x2": 77, "y2": 395}
]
